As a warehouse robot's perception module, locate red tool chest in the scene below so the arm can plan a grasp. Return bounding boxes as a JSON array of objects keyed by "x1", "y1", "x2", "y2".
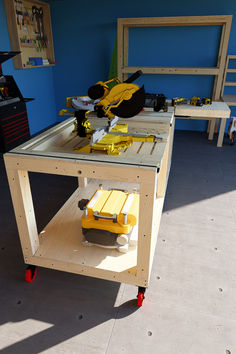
[{"x1": 0, "y1": 51, "x2": 31, "y2": 152}]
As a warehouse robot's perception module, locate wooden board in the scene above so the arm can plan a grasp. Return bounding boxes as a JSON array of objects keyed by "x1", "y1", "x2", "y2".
[
  {"x1": 222, "y1": 94, "x2": 236, "y2": 106},
  {"x1": 33, "y1": 183, "x2": 138, "y2": 273},
  {"x1": 175, "y1": 101, "x2": 231, "y2": 118},
  {"x1": 221, "y1": 55, "x2": 236, "y2": 107},
  {"x1": 122, "y1": 66, "x2": 220, "y2": 76}
]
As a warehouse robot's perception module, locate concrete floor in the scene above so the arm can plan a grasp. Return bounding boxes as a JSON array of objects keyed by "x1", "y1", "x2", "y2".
[{"x1": 0, "y1": 130, "x2": 236, "y2": 354}]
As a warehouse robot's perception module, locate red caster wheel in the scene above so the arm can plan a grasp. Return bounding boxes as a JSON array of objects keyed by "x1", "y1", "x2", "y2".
[
  {"x1": 137, "y1": 286, "x2": 146, "y2": 307},
  {"x1": 25, "y1": 265, "x2": 37, "y2": 283}
]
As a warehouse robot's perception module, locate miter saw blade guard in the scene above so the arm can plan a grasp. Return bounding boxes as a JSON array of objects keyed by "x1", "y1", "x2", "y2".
[{"x1": 110, "y1": 85, "x2": 145, "y2": 118}]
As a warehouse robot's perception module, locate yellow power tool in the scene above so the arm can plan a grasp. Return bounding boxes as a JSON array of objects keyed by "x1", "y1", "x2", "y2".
[
  {"x1": 88, "y1": 70, "x2": 145, "y2": 119},
  {"x1": 59, "y1": 70, "x2": 162, "y2": 154}
]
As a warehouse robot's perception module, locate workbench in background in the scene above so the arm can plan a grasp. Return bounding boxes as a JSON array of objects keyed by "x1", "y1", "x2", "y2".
[{"x1": 175, "y1": 101, "x2": 231, "y2": 147}]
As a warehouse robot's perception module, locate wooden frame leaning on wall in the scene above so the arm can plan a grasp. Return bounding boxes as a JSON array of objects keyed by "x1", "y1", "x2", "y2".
[{"x1": 117, "y1": 15, "x2": 232, "y2": 101}]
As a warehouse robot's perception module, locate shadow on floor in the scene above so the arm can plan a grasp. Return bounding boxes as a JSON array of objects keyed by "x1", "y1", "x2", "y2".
[
  {"x1": 0, "y1": 130, "x2": 235, "y2": 352},
  {"x1": 0, "y1": 155, "x2": 140, "y2": 353},
  {"x1": 163, "y1": 131, "x2": 236, "y2": 212}
]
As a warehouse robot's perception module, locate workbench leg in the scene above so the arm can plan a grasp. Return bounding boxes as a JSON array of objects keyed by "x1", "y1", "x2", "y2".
[
  {"x1": 208, "y1": 119, "x2": 216, "y2": 140},
  {"x1": 78, "y1": 177, "x2": 87, "y2": 188},
  {"x1": 217, "y1": 118, "x2": 226, "y2": 147},
  {"x1": 3, "y1": 165, "x2": 39, "y2": 257}
]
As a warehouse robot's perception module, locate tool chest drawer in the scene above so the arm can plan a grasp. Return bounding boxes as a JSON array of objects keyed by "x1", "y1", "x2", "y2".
[{"x1": 0, "y1": 101, "x2": 30, "y2": 152}]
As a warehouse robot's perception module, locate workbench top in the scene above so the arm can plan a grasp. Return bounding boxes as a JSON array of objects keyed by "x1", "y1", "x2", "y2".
[
  {"x1": 9, "y1": 109, "x2": 174, "y2": 169},
  {"x1": 175, "y1": 101, "x2": 230, "y2": 118}
]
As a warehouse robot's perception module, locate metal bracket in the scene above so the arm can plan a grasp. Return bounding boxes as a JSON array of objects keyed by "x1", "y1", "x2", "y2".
[
  {"x1": 90, "y1": 116, "x2": 119, "y2": 145},
  {"x1": 93, "y1": 211, "x2": 117, "y2": 223}
]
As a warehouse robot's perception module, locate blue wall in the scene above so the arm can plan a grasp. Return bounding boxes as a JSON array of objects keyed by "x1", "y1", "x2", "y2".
[
  {"x1": 1, "y1": 0, "x2": 236, "y2": 134},
  {"x1": 0, "y1": 0, "x2": 57, "y2": 135},
  {"x1": 50, "y1": 0, "x2": 236, "y2": 131}
]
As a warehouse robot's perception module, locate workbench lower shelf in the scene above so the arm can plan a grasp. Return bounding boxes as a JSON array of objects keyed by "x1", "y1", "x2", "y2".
[{"x1": 24, "y1": 179, "x2": 165, "y2": 286}]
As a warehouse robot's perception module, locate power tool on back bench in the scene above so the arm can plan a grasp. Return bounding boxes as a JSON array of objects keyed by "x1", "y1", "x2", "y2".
[
  {"x1": 190, "y1": 96, "x2": 212, "y2": 106},
  {"x1": 145, "y1": 93, "x2": 168, "y2": 112}
]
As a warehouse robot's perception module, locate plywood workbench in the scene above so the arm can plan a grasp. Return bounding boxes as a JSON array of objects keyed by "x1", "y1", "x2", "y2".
[
  {"x1": 4, "y1": 109, "x2": 174, "y2": 294},
  {"x1": 175, "y1": 101, "x2": 231, "y2": 147}
]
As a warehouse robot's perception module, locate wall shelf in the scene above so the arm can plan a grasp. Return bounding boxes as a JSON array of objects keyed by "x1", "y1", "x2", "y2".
[
  {"x1": 4, "y1": 0, "x2": 55, "y2": 69},
  {"x1": 22, "y1": 64, "x2": 55, "y2": 69},
  {"x1": 221, "y1": 55, "x2": 236, "y2": 107},
  {"x1": 224, "y1": 81, "x2": 236, "y2": 86},
  {"x1": 122, "y1": 66, "x2": 220, "y2": 76},
  {"x1": 222, "y1": 94, "x2": 236, "y2": 106},
  {"x1": 226, "y1": 69, "x2": 236, "y2": 73}
]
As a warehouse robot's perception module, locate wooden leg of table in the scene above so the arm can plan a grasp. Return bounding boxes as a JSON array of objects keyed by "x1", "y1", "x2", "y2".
[
  {"x1": 4, "y1": 165, "x2": 39, "y2": 257},
  {"x1": 214, "y1": 118, "x2": 219, "y2": 133},
  {"x1": 78, "y1": 177, "x2": 87, "y2": 187},
  {"x1": 217, "y1": 118, "x2": 226, "y2": 147},
  {"x1": 208, "y1": 119, "x2": 216, "y2": 140}
]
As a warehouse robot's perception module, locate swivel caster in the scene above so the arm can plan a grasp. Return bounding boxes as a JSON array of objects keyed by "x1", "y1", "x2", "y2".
[
  {"x1": 137, "y1": 286, "x2": 146, "y2": 307},
  {"x1": 25, "y1": 265, "x2": 37, "y2": 283}
]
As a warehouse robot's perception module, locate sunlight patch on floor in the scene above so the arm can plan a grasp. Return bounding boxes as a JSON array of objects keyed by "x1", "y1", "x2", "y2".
[{"x1": 0, "y1": 320, "x2": 53, "y2": 351}]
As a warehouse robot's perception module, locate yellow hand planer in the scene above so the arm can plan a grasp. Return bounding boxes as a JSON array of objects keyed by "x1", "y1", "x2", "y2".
[{"x1": 78, "y1": 187, "x2": 139, "y2": 252}]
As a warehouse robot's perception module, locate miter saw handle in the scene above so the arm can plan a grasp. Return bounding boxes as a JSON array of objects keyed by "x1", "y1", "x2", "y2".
[{"x1": 124, "y1": 70, "x2": 143, "y2": 83}]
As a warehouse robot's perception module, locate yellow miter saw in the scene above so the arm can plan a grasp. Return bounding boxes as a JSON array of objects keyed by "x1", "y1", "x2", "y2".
[
  {"x1": 88, "y1": 70, "x2": 145, "y2": 119},
  {"x1": 60, "y1": 70, "x2": 162, "y2": 154}
]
